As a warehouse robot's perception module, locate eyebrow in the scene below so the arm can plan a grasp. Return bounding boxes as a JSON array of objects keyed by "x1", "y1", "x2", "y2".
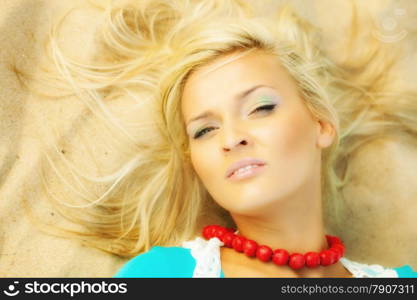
[{"x1": 186, "y1": 84, "x2": 270, "y2": 126}]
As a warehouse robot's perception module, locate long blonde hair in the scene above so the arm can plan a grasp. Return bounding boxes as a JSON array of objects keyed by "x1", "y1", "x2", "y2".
[{"x1": 28, "y1": 0, "x2": 417, "y2": 257}]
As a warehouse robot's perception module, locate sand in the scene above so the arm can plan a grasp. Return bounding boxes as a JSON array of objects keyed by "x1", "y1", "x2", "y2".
[{"x1": 0, "y1": 0, "x2": 416, "y2": 277}]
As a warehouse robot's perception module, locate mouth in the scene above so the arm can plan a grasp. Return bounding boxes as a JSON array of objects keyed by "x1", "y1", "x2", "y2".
[{"x1": 227, "y1": 163, "x2": 266, "y2": 181}]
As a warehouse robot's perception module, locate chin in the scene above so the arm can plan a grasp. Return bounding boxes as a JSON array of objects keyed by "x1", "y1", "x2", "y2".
[{"x1": 223, "y1": 197, "x2": 278, "y2": 216}]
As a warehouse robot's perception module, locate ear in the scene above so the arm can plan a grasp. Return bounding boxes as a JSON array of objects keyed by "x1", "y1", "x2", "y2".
[{"x1": 316, "y1": 118, "x2": 336, "y2": 149}]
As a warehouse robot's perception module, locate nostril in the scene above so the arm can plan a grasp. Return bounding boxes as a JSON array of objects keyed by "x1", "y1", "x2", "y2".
[{"x1": 223, "y1": 139, "x2": 247, "y2": 152}]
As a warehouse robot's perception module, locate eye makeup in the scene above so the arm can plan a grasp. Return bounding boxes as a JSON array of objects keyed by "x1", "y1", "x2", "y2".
[
  {"x1": 193, "y1": 95, "x2": 279, "y2": 139},
  {"x1": 258, "y1": 95, "x2": 277, "y2": 103},
  {"x1": 190, "y1": 93, "x2": 281, "y2": 140},
  {"x1": 250, "y1": 94, "x2": 278, "y2": 108}
]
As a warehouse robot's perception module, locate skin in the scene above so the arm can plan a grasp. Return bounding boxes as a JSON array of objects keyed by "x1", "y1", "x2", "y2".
[{"x1": 181, "y1": 49, "x2": 352, "y2": 277}]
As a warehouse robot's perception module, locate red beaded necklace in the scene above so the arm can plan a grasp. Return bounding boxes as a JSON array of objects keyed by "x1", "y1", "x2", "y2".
[{"x1": 202, "y1": 225, "x2": 345, "y2": 270}]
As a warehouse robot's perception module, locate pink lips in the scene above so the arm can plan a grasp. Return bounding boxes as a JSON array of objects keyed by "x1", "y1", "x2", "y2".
[{"x1": 225, "y1": 158, "x2": 266, "y2": 179}]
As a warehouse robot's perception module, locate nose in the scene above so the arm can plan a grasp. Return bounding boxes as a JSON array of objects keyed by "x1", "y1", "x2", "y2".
[
  {"x1": 221, "y1": 126, "x2": 250, "y2": 152},
  {"x1": 222, "y1": 138, "x2": 248, "y2": 152},
  {"x1": 221, "y1": 117, "x2": 251, "y2": 152}
]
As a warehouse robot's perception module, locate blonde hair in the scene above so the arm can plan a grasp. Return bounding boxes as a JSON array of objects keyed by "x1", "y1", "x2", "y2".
[{"x1": 28, "y1": 0, "x2": 417, "y2": 257}]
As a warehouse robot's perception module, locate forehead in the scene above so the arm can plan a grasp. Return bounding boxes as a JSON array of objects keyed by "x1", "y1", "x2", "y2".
[
  {"x1": 183, "y1": 50, "x2": 280, "y2": 94},
  {"x1": 181, "y1": 50, "x2": 287, "y2": 115}
]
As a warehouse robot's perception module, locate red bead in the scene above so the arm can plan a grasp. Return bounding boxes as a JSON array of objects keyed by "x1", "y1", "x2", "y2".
[
  {"x1": 329, "y1": 248, "x2": 342, "y2": 261},
  {"x1": 232, "y1": 235, "x2": 246, "y2": 252},
  {"x1": 289, "y1": 253, "x2": 305, "y2": 270},
  {"x1": 243, "y1": 239, "x2": 258, "y2": 257},
  {"x1": 212, "y1": 225, "x2": 221, "y2": 238},
  {"x1": 202, "y1": 225, "x2": 216, "y2": 239},
  {"x1": 213, "y1": 227, "x2": 228, "y2": 240},
  {"x1": 332, "y1": 237, "x2": 342, "y2": 244},
  {"x1": 320, "y1": 250, "x2": 336, "y2": 266},
  {"x1": 226, "y1": 227, "x2": 236, "y2": 233},
  {"x1": 222, "y1": 232, "x2": 235, "y2": 248},
  {"x1": 256, "y1": 245, "x2": 273, "y2": 262},
  {"x1": 332, "y1": 244, "x2": 345, "y2": 256},
  {"x1": 326, "y1": 235, "x2": 342, "y2": 246},
  {"x1": 304, "y1": 252, "x2": 320, "y2": 268},
  {"x1": 272, "y1": 249, "x2": 289, "y2": 266},
  {"x1": 328, "y1": 250, "x2": 337, "y2": 264}
]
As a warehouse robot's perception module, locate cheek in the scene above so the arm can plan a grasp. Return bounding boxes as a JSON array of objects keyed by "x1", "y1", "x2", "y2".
[
  {"x1": 190, "y1": 144, "x2": 216, "y2": 182},
  {"x1": 267, "y1": 112, "x2": 318, "y2": 171}
]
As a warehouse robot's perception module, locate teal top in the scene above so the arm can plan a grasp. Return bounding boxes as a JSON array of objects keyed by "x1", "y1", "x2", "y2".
[{"x1": 114, "y1": 246, "x2": 417, "y2": 278}]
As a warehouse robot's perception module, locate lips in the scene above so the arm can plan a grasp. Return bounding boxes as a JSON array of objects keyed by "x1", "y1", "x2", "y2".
[{"x1": 226, "y1": 158, "x2": 266, "y2": 178}]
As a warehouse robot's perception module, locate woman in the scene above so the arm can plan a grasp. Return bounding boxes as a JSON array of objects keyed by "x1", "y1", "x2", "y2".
[
  {"x1": 113, "y1": 48, "x2": 415, "y2": 278},
  {"x1": 37, "y1": 0, "x2": 417, "y2": 277}
]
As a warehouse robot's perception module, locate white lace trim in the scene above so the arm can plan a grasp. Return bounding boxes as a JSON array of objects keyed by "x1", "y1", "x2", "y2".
[
  {"x1": 182, "y1": 237, "x2": 398, "y2": 278},
  {"x1": 339, "y1": 258, "x2": 398, "y2": 278},
  {"x1": 182, "y1": 237, "x2": 224, "y2": 277}
]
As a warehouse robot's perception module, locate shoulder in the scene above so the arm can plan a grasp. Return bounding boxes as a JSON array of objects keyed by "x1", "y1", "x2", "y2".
[
  {"x1": 114, "y1": 246, "x2": 196, "y2": 278},
  {"x1": 341, "y1": 258, "x2": 417, "y2": 278}
]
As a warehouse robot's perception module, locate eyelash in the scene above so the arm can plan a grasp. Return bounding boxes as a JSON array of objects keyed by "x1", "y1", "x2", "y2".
[{"x1": 193, "y1": 104, "x2": 277, "y2": 139}]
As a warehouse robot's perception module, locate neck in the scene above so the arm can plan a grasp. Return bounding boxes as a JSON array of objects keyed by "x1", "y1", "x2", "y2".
[
  {"x1": 230, "y1": 173, "x2": 327, "y2": 254},
  {"x1": 215, "y1": 163, "x2": 352, "y2": 277}
]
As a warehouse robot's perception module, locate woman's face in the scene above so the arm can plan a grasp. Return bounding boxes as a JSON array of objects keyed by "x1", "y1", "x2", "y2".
[{"x1": 181, "y1": 50, "x2": 334, "y2": 215}]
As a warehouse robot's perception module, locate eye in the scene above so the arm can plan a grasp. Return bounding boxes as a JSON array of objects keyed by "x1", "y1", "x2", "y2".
[
  {"x1": 193, "y1": 126, "x2": 216, "y2": 139},
  {"x1": 251, "y1": 104, "x2": 277, "y2": 114},
  {"x1": 192, "y1": 104, "x2": 277, "y2": 139}
]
